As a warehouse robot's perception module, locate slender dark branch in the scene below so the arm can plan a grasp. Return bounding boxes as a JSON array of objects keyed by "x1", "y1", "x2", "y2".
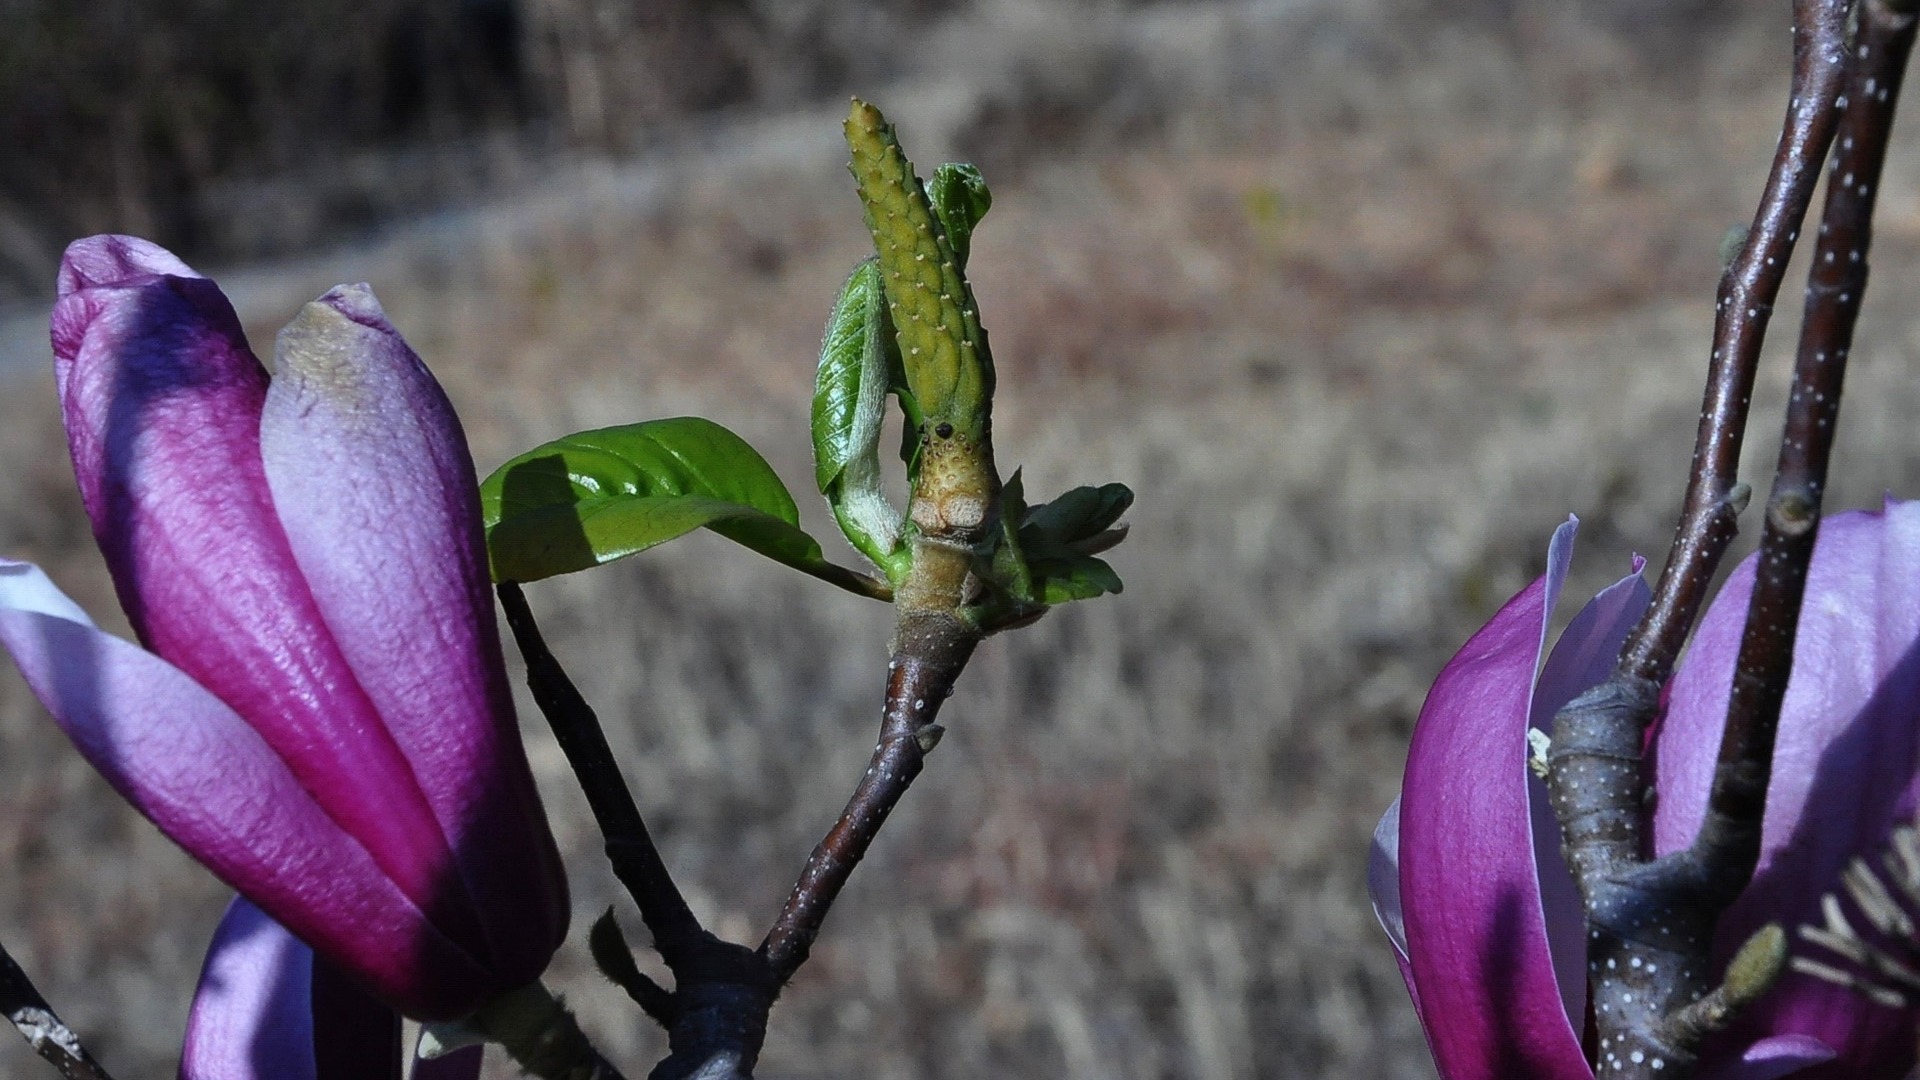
[
  {"x1": 760, "y1": 609, "x2": 980, "y2": 982},
  {"x1": 499, "y1": 583, "x2": 779, "y2": 1080},
  {"x1": 497, "y1": 582, "x2": 708, "y2": 966},
  {"x1": 1618, "y1": 0, "x2": 1853, "y2": 683},
  {"x1": 0, "y1": 939, "x2": 113, "y2": 1080},
  {"x1": 1695, "y1": 0, "x2": 1916, "y2": 888}
]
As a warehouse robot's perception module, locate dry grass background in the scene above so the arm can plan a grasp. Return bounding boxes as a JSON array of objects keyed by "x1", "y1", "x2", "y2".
[{"x1": 9, "y1": 1, "x2": 1920, "y2": 1076}]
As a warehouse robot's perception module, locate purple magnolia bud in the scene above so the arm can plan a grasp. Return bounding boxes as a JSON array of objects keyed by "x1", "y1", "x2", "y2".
[
  {"x1": 1370, "y1": 505, "x2": 1920, "y2": 1079},
  {"x1": 0, "y1": 236, "x2": 568, "y2": 1020}
]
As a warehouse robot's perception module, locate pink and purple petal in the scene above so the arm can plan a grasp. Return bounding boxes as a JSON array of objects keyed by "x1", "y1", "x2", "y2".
[
  {"x1": 48, "y1": 240, "x2": 466, "y2": 942},
  {"x1": 0, "y1": 563, "x2": 495, "y2": 1018},
  {"x1": 260, "y1": 286, "x2": 567, "y2": 978},
  {"x1": 1396, "y1": 518, "x2": 1591, "y2": 1079},
  {"x1": 1654, "y1": 501, "x2": 1920, "y2": 1077}
]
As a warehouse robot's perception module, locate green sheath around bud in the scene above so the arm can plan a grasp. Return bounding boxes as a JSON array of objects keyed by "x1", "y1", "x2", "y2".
[
  {"x1": 845, "y1": 98, "x2": 1000, "y2": 547},
  {"x1": 844, "y1": 99, "x2": 994, "y2": 437}
]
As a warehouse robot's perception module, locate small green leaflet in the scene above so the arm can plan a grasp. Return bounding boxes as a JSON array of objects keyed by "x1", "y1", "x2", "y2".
[
  {"x1": 1029, "y1": 557, "x2": 1124, "y2": 605},
  {"x1": 1018, "y1": 482, "x2": 1133, "y2": 604},
  {"x1": 481, "y1": 416, "x2": 887, "y2": 598},
  {"x1": 1020, "y1": 483, "x2": 1132, "y2": 557},
  {"x1": 928, "y1": 163, "x2": 992, "y2": 270},
  {"x1": 812, "y1": 259, "x2": 907, "y2": 576}
]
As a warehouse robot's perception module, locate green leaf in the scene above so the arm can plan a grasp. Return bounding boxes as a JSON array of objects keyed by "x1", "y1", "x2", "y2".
[
  {"x1": 1020, "y1": 483, "x2": 1134, "y2": 558},
  {"x1": 813, "y1": 258, "x2": 887, "y2": 493},
  {"x1": 928, "y1": 163, "x2": 992, "y2": 269},
  {"x1": 990, "y1": 469, "x2": 1035, "y2": 601},
  {"x1": 1031, "y1": 555, "x2": 1124, "y2": 605},
  {"x1": 813, "y1": 259, "x2": 907, "y2": 573},
  {"x1": 482, "y1": 417, "x2": 888, "y2": 599}
]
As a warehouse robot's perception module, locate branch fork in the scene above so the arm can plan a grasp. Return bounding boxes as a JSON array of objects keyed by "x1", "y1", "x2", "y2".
[{"x1": 1546, "y1": 0, "x2": 1919, "y2": 1074}]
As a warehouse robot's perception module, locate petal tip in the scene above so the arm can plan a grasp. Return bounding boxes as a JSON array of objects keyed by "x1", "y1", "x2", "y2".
[
  {"x1": 0, "y1": 560, "x2": 96, "y2": 627},
  {"x1": 316, "y1": 283, "x2": 391, "y2": 330},
  {"x1": 56, "y1": 235, "x2": 199, "y2": 297}
]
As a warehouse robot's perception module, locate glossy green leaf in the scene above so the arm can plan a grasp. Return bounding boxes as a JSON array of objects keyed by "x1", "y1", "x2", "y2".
[
  {"x1": 482, "y1": 417, "x2": 887, "y2": 598},
  {"x1": 929, "y1": 163, "x2": 992, "y2": 270}
]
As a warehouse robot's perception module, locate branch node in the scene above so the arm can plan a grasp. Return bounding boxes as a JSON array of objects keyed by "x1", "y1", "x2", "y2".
[{"x1": 914, "y1": 724, "x2": 947, "y2": 753}]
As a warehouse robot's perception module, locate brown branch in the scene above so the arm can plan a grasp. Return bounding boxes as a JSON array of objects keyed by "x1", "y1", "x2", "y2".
[
  {"x1": 1551, "y1": 0, "x2": 1854, "y2": 937},
  {"x1": 1618, "y1": 0, "x2": 1854, "y2": 684},
  {"x1": 0, "y1": 939, "x2": 114, "y2": 1080},
  {"x1": 1549, "y1": 2, "x2": 1918, "y2": 1075},
  {"x1": 759, "y1": 608, "x2": 979, "y2": 982}
]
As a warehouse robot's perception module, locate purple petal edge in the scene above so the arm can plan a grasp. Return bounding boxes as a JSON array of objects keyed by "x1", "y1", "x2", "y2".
[
  {"x1": 180, "y1": 897, "x2": 317, "y2": 1080},
  {"x1": 0, "y1": 561, "x2": 498, "y2": 1019},
  {"x1": 1396, "y1": 518, "x2": 1589, "y2": 1080}
]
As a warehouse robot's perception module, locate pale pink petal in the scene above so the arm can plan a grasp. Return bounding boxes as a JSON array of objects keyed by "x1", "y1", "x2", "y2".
[
  {"x1": 1367, "y1": 798, "x2": 1419, "y2": 1019},
  {"x1": 0, "y1": 565, "x2": 494, "y2": 1018},
  {"x1": 260, "y1": 285, "x2": 567, "y2": 979},
  {"x1": 181, "y1": 897, "x2": 317, "y2": 1080},
  {"x1": 1529, "y1": 553, "x2": 1652, "y2": 1034},
  {"x1": 182, "y1": 899, "x2": 404, "y2": 1080}
]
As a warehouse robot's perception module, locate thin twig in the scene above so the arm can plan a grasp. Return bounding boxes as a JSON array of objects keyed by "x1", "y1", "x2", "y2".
[
  {"x1": 1552, "y1": 0, "x2": 1854, "y2": 927},
  {"x1": 497, "y1": 583, "x2": 707, "y2": 967},
  {"x1": 760, "y1": 609, "x2": 979, "y2": 982},
  {"x1": 1618, "y1": 0, "x2": 1854, "y2": 683},
  {"x1": 1, "y1": 939, "x2": 113, "y2": 1080}
]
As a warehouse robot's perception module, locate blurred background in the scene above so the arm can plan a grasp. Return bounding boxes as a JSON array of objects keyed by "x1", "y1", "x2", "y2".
[{"x1": 7, "y1": 0, "x2": 1920, "y2": 1076}]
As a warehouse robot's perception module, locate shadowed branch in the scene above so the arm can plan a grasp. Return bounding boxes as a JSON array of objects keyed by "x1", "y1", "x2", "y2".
[
  {"x1": 1617, "y1": 0, "x2": 1854, "y2": 683},
  {"x1": 499, "y1": 582, "x2": 776, "y2": 1080}
]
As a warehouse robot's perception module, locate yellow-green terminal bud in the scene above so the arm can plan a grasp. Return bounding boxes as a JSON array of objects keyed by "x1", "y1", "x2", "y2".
[
  {"x1": 1722, "y1": 923, "x2": 1788, "y2": 1010},
  {"x1": 845, "y1": 98, "x2": 999, "y2": 547}
]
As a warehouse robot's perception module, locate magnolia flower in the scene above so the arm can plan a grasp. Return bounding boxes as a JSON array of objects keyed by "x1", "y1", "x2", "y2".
[
  {"x1": 181, "y1": 897, "x2": 484, "y2": 1080},
  {"x1": 0, "y1": 236, "x2": 569, "y2": 1021},
  {"x1": 1370, "y1": 506, "x2": 1920, "y2": 1080}
]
